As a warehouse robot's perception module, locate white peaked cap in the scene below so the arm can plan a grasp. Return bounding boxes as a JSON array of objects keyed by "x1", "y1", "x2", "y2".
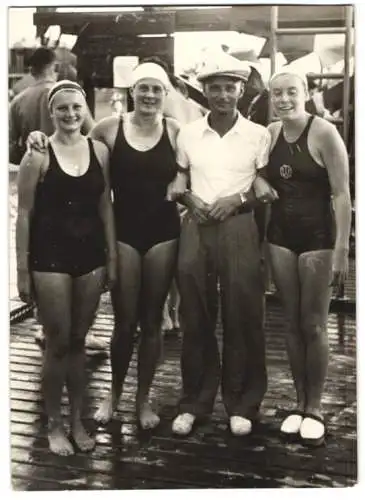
[
  {"x1": 130, "y1": 62, "x2": 171, "y2": 89},
  {"x1": 197, "y1": 56, "x2": 251, "y2": 82}
]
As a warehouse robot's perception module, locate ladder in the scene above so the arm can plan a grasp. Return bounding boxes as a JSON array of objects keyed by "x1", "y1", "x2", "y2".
[
  {"x1": 268, "y1": 5, "x2": 354, "y2": 302},
  {"x1": 269, "y1": 4, "x2": 353, "y2": 146}
]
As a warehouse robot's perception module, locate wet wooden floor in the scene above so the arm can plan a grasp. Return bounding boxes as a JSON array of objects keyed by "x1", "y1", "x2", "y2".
[{"x1": 10, "y1": 299, "x2": 357, "y2": 490}]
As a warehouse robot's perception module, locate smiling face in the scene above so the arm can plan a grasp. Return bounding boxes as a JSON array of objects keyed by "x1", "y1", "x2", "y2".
[
  {"x1": 203, "y1": 76, "x2": 243, "y2": 115},
  {"x1": 49, "y1": 89, "x2": 86, "y2": 132},
  {"x1": 270, "y1": 73, "x2": 308, "y2": 120},
  {"x1": 131, "y1": 77, "x2": 167, "y2": 116}
]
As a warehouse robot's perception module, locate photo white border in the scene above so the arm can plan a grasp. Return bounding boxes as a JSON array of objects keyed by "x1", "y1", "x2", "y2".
[{"x1": 2, "y1": 1, "x2": 363, "y2": 499}]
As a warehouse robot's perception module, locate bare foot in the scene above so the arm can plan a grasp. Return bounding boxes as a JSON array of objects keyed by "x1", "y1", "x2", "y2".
[
  {"x1": 72, "y1": 421, "x2": 95, "y2": 452},
  {"x1": 138, "y1": 403, "x2": 160, "y2": 430},
  {"x1": 94, "y1": 396, "x2": 115, "y2": 424},
  {"x1": 48, "y1": 426, "x2": 74, "y2": 456}
]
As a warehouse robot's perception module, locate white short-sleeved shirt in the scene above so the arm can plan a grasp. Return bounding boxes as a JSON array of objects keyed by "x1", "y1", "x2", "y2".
[{"x1": 176, "y1": 112, "x2": 271, "y2": 205}]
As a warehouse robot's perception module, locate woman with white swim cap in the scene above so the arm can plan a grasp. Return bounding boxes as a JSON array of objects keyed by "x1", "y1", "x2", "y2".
[
  {"x1": 89, "y1": 62, "x2": 182, "y2": 430},
  {"x1": 258, "y1": 68, "x2": 351, "y2": 446}
]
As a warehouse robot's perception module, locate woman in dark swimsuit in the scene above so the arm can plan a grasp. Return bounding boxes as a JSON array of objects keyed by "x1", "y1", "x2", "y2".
[
  {"x1": 16, "y1": 80, "x2": 116, "y2": 456},
  {"x1": 26, "y1": 64, "x2": 181, "y2": 430},
  {"x1": 261, "y1": 70, "x2": 351, "y2": 446},
  {"x1": 89, "y1": 63, "x2": 181, "y2": 429}
]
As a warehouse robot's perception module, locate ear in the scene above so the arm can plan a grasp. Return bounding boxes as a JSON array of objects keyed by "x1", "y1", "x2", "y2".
[{"x1": 238, "y1": 82, "x2": 245, "y2": 98}]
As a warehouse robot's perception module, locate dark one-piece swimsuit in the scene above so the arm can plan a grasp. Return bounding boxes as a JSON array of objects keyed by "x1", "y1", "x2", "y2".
[
  {"x1": 29, "y1": 138, "x2": 107, "y2": 277},
  {"x1": 266, "y1": 115, "x2": 335, "y2": 255},
  {"x1": 110, "y1": 117, "x2": 180, "y2": 255}
]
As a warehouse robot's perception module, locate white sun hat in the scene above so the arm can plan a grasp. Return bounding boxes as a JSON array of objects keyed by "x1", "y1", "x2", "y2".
[{"x1": 130, "y1": 62, "x2": 171, "y2": 89}]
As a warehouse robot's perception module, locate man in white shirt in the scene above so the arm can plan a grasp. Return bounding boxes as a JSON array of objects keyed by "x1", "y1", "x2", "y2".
[{"x1": 169, "y1": 60, "x2": 276, "y2": 437}]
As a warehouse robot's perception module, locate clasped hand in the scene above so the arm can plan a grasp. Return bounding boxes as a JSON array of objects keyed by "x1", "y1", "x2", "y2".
[
  {"x1": 253, "y1": 176, "x2": 279, "y2": 204},
  {"x1": 187, "y1": 193, "x2": 241, "y2": 224}
]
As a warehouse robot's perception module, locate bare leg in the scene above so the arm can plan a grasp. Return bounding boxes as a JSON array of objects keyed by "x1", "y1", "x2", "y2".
[
  {"x1": 267, "y1": 244, "x2": 306, "y2": 411},
  {"x1": 94, "y1": 243, "x2": 141, "y2": 424},
  {"x1": 161, "y1": 294, "x2": 174, "y2": 332},
  {"x1": 138, "y1": 239, "x2": 178, "y2": 429},
  {"x1": 298, "y1": 250, "x2": 333, "y2": 418},
  {"x1": 32, "y1": 272, "x2": 74, "y2": 456},
  {"x1": 169, "y1": 279, "x2": 181, "y2": 329},
  {"x1": 67, "y1": 267, "x2": 105, "y2": 450}
]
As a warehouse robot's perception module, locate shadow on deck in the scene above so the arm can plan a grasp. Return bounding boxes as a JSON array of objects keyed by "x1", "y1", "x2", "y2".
[{"x1": 10, "y1": 301, "x2": 357, "y2": 490}]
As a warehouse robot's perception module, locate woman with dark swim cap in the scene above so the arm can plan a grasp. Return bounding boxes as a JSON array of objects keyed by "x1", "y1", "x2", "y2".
[{"x1": 16, "y1": 80, "x2": 117, "y2": 455}]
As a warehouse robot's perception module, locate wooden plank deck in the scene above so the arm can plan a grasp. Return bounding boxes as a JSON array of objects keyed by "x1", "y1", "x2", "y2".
[{"x1": 10, "y1": 299, "x2": 357, "y2": 490}]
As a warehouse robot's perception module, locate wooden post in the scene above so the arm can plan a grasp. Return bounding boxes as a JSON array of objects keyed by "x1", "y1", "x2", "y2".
[{"x1": 269, "y1": 6, "x2": 278, "y2": 123}]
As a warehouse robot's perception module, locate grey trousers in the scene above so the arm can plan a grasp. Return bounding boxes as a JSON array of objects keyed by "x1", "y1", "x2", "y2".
[{"x1": 177, "y1": 211, "x2": 267, "y2": 419}]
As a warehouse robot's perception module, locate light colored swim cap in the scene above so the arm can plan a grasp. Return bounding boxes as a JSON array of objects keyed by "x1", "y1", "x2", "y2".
[
  {"x1": 130, "y1": 62, "x2": 170, "y2": 89},
  {"x1": 269, "y1": 68, "x2": 308, "y2": 92}
]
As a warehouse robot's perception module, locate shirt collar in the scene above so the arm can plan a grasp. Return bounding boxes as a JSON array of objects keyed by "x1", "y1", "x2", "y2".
[{"x1": 200, "y1": 111, "x2": 248, "y2": 137}]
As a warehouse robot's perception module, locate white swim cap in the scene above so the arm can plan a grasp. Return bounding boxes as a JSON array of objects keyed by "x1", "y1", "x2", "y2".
[
  {"x1": 269, "y1": 68, "x2": 308, "y2": 92},
  {"x1": 130, "y1": 62, "x2": 170, "y2": 89}
]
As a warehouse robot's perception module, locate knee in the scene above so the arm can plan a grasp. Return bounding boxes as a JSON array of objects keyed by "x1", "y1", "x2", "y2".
[
  {"x1": 47, "y1": 336, "x2": 70, "y2": 359},
  {"x1": 177, "y1": 258, "x2": 199, "y2": 286},
  {"x1": 112, "y1": 319, "x2": 136, "y2": 342},
  {"x1": 140, "y1": 316, "x2": 163, "y2": 339},
  {"x1": 301, "y1": 317, "x2": 327, "y2": 341},
  {"x1": 69, "y1": 335, "x2": 85, "y2": 353}
]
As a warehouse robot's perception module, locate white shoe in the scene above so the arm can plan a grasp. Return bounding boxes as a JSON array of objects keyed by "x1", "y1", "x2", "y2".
[
  {"x1": 172, "y1": 413, "x2": 196, "y2": 436},
  {"x1": 300, "y1": 415, "x2": 325, "y2": 446},
  {"x1": 280, "y1": 414, "x2": 303, "y2": 435},
  {"x1": 230, "y1": 416, "x2": 252, "y2": 436}
]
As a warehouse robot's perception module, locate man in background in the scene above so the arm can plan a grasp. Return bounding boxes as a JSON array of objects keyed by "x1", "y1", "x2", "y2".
[{"x1": 9, "y1": 47, "x2": 58, "y2": 164}]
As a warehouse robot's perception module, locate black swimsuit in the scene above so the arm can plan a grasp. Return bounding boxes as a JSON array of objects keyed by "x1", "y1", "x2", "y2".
[
  {"x1": 266, "y1": 115, "x2": 335, "y2": 255},
  {"x1": 110, "y1": 117, "x2": 180, "y2": 255},
  {"x1": 29, "y1": 138, "x2": 106, "y2": 277}
]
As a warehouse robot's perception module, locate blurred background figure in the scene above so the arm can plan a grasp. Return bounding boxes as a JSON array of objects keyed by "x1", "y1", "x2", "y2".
[
  {"x1": 110, "y1": 90, "x2": 125, "y2": 117},
  {"x1": 305, "y1": 75, "x2": 332, "y2": 119},
  {"x1": 241, "y1": 64, "x2": 270, "y2": 126},
  {"x1": 9, "y1": 47, "x2": 59, "y2": 164}
]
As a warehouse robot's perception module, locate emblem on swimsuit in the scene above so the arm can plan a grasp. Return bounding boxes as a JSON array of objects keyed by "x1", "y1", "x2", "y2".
[{"x1": 280, "y1": 164, "x2": 293, "y2": 179}]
